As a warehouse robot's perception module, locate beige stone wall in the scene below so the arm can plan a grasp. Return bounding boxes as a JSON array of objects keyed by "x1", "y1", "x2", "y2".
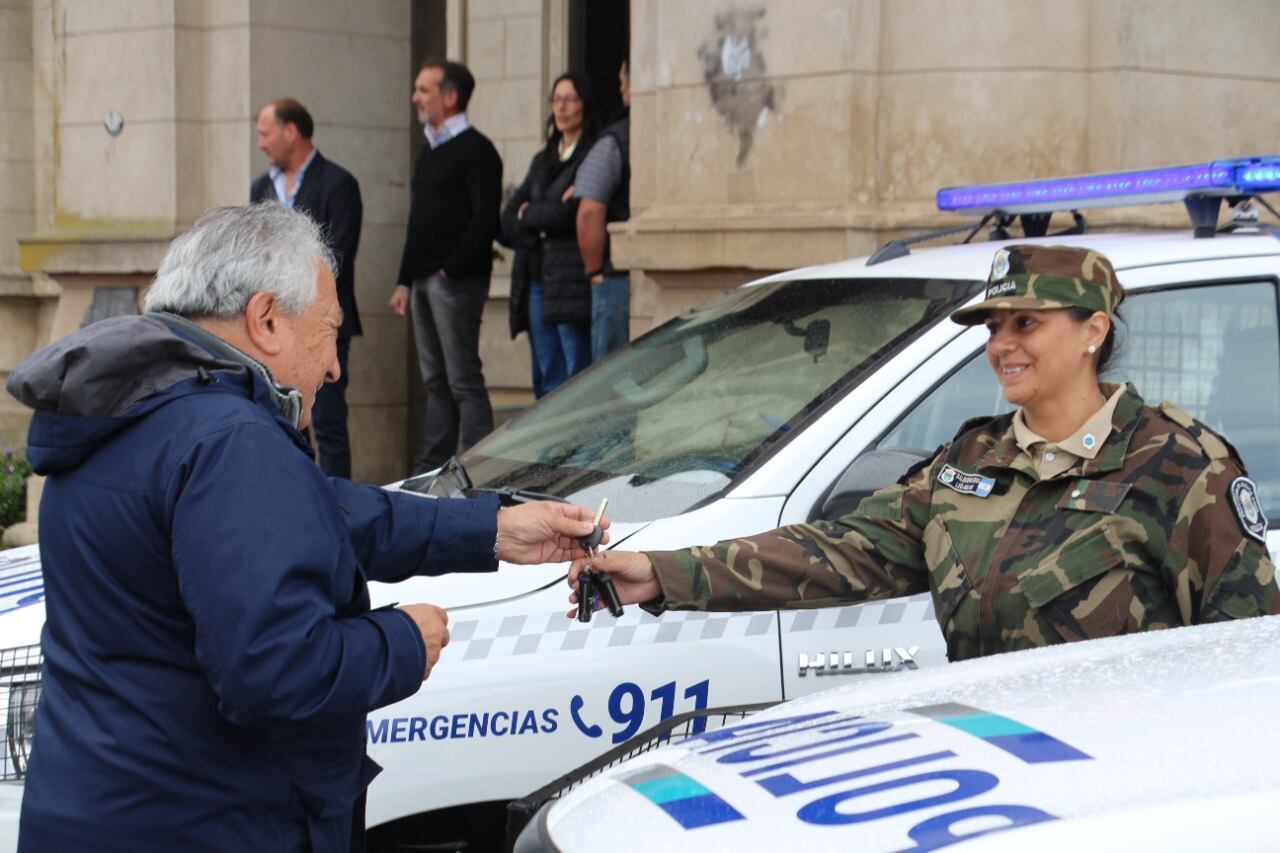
[
  {"x1": 241, "y1": 0, "x2": 414, "y2": 483},
  {"x1": 1, "y1": 2, "x2": 34, "y2": 281},
  {"x1": 174, "y1": 0, "x2": 252, "y2": 225},
  {"x1": 4, "y1": 0, "x2": 1279, "y2": 489},
  {"x1": 617, "y1": 0, "x2": 1280, "y2": 332},
  {"x1": 4, "y1": 0, "x2": 419, "y2": 484},
  {"x1": 0, "y1": 0, "x2": 53, "y2": 450}
]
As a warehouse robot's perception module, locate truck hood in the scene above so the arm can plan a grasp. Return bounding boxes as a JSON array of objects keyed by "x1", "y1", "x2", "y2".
[{"x1": 527, "y1": 615, "x2": 1280, "y2": 852}]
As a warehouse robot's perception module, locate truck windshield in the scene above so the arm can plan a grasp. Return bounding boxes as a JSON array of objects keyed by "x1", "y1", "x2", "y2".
[{"x1": 411, "y1": 276, "x2": 983, "y2": 521}]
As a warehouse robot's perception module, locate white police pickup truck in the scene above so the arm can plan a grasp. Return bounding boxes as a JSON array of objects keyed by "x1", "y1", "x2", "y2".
[{"x1": 0, "y1": 157, "x2": 1278, "y2": 850}]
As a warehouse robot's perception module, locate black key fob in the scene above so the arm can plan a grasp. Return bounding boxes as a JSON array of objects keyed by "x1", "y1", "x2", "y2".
[
  {"x1": 593, "y1": 570, "x2": 624, "y2": 618},
  {"x1": 576, "y1": 572, "x2": 595, "y2": 623},
  {"x1": 579, "y1": 524, "x2": 604, "y2": 552}
]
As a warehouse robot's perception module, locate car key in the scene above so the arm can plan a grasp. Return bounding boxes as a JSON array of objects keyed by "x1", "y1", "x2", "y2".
[
  {"x1": 575, "y1": 571, "x2": 595, "y2": 622},
  {"x1": 576, "y1": 499, "x2": 624, "y2": 621}
]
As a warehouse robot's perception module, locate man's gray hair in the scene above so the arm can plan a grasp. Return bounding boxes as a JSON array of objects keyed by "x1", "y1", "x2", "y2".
[{"x1": 144, "y1": 203, "x2": 335, "y2": 318}]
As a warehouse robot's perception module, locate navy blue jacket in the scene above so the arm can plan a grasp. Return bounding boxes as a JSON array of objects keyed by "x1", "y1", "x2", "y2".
[{"x1": 7, "y1": 314, "x2": 498, "y2": 852}]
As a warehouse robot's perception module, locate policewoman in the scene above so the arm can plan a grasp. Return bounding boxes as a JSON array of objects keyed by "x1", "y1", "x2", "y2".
[{"x1": 574, "y1": 245, "x2": 1280, "y2": 660}]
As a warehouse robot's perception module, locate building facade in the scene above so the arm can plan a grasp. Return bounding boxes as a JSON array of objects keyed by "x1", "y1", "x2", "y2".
[{"x1": 2, "y1": 0, "x2": 1278, "y2": 495}]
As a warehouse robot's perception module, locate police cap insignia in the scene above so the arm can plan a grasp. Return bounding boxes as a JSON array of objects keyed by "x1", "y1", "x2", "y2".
[
  {"x1": 991, "y1": 249, "x2": 1010, "y2": 281},
  {"x1": 1230, "y1": 477, "x2": 1268, "y2": 543}
]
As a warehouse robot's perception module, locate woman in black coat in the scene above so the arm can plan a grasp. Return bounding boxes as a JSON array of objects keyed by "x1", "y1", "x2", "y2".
[{"x1": 500, "y1": 72, "x2": 601, "y2": 397}]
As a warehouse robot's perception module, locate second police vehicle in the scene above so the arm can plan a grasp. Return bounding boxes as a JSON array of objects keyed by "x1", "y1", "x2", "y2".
[{"x1": 0, "y1": 157, "x2": 1277, "y2": 849}]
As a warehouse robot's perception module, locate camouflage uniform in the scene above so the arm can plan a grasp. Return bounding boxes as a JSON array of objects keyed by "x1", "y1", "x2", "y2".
[{"x1": 645, "y1": 245, "x2": 1280, "y2": 661}]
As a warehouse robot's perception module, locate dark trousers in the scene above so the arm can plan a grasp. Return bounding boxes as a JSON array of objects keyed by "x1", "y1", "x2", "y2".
[
  {"x1": 410, "y1": 273, "x2": 494, "y2": 473},
  {"x1": 309, "y1": 337, "x2": 351, "y2": 479}
]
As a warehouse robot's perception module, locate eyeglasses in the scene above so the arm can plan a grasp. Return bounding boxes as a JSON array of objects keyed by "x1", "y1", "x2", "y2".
[{"x1": 548, "y1": 94, "x2": 581, "y2": 106}]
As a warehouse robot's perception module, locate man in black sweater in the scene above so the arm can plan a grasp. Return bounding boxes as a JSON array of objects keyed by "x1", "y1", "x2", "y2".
[{"x1": 390, "y1": 60, "x2": 502, "y2": 474}]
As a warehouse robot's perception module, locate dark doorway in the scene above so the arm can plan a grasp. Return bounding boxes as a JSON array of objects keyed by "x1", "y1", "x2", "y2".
[{"x1": 568, "y1": 0, "x2": 629, "y2": 123}]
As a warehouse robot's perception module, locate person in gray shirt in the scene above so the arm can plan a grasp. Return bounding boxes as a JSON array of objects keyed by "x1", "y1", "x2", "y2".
[{"x1": 575, "y1": 60, "x2": 631, "y2": 362}]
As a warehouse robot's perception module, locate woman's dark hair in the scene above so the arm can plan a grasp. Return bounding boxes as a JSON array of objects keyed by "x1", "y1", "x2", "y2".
[
  {"x1": 1069, "y1": 306, "x2": 1124, "y2": 376},
  {"x1": 543, "y1": 72, "x2": 601, "y2": 155}
]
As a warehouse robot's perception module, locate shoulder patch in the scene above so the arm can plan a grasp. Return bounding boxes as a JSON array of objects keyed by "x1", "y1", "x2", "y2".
[
  {"x1": 1230, "y1": 477, "x2": 1269, "y2": 543},
  {"x1": 1157, "y1": 401, "x2": 1244, "y2": 468}
]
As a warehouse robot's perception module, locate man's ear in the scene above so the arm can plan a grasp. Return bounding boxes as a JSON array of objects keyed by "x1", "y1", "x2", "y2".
[
  {"x1": 244, "y1": 291, "x2": 285, "y2": 356},
  {"x1": 442, "y1": 87, "x2": 459, "y2": 114}
]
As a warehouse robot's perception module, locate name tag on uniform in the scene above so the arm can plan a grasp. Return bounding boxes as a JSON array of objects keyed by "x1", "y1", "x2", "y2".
[{"x1": 937, "y1": 464, "x2": 996, "y2": 498}]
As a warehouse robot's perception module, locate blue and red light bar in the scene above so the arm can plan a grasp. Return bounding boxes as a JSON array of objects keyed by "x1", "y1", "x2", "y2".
[{"x1": 937, "y1": 156, "x2": 1280, "y2": 215}]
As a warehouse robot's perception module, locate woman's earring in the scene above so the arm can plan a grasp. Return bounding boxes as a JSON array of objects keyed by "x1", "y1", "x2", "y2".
[{"x1": 1087, "y1": 345, "x2": 1097, "y2": 354}]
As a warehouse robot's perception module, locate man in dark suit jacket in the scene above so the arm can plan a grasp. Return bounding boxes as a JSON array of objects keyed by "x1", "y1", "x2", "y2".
[{"x1": 252, "y1": 97, "x2": 363, "y2": 479}]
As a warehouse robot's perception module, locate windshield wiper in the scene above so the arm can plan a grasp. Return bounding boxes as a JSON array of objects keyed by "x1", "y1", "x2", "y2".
[
  {"x1": 466, "y1": 486, "x2": 567, "y2": 505},
  {"x1": 402, "y1": 456, "x2": 568, "y2": 504}
]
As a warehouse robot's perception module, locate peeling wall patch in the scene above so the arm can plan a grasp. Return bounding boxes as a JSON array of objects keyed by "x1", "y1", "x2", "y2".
[{"x1": 697, "y1": 8, "x2": 779, "y2": 167}]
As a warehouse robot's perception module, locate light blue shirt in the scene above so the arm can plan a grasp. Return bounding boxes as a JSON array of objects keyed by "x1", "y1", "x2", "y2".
[
  {"x1": 268, "y1": 147, "x2": 318, "y2": 208},
  {"x1": 423, "y1": 113, "x2": 471, "y2": 150}
]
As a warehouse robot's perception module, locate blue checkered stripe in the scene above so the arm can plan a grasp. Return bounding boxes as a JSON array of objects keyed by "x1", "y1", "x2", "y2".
[
  {"x1": 779, "y1": 592, "x2": 936, "y2": 634},
  {"x1": 441, "y1": 609, "x2": 777, "y2": 662},
  {"x1": 441, "y1": 593, "x2": 936, "y2": 662}
]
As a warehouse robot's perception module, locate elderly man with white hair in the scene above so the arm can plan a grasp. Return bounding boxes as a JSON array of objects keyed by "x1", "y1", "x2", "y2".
[{"x1": 6, "y1": 203, "x2": 603, "y2": 853}]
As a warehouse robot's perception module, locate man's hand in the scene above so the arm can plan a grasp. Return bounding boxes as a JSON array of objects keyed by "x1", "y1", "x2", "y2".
[
  {"x1": 561, "y1": 184, "x2": 575, "y2": 203},
  {"x1": 568, "y1": 550, "x2": 661, "y2": 608},
  {"x1": 388, "y1": 286, "x2": 410, "y2": 317},
  {"x1": 398, "y1": 603, "x2": 449, "y2": 679},
  {"x1": 497, "y1": 502, "x2": 608, "y2": 564}
]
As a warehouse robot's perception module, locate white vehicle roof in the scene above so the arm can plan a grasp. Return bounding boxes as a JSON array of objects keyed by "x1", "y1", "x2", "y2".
[
  {"x1": 528, "y1": 615, "x2": 1280, "y2": 852},
  {"x1": 759, "y1": 230, "x2": 1280, "y2": 285}
]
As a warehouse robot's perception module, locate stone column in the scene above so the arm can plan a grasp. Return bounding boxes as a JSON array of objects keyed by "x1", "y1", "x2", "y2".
[{"x1": 462, "y1": 0, "x2": 560, "y2": 418}]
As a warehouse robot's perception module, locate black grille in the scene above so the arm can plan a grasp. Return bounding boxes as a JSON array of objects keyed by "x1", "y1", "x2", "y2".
[
  {"x1": 0, "y1": 644, "x2": 42, "y2": 781},
  {"x1": 505, "y1": 702, "x2": 774, "y2": 851}
]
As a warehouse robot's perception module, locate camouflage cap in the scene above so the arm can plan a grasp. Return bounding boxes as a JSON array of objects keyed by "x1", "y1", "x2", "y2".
[{"x1": 950, "y1": 244, "x2": 1125, "y2": 325}]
